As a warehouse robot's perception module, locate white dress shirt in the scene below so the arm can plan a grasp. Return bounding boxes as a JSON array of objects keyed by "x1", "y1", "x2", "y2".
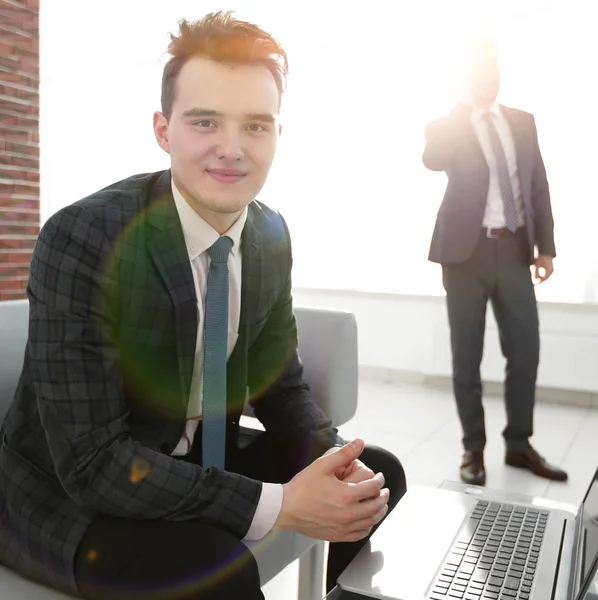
[
  {"x1": 470, "y1": 102, "x2": 525, "y2": 229},
  {"x1": 170, "y1": 181, "x2": 282, "y2": 541}
]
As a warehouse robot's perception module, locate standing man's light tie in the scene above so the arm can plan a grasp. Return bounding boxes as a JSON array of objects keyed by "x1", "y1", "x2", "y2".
[
  {"x1": 484, "y1": 111, "x2": 519, "y2": 232},
  {"x1": 202, "y1": 235, "x2": 233, "y2": 470}
]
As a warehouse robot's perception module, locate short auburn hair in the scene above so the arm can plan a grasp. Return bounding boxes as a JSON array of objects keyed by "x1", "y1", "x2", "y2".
[{"x1": 161, "y1": 11, "x2": 289, "y2": 119}]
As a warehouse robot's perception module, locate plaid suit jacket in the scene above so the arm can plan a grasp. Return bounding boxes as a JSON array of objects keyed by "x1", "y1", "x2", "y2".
[{"x1": 0, "y1": 170, "x2": 341, "y2": 595}]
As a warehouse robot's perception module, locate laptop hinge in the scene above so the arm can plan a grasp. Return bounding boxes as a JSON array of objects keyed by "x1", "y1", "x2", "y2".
[
  {"x1": 571, "y1": 510, "x2": 585, "y2": 598},
  {"x1": 551, "y1": 521, "x2": 569, "y2": 600}
]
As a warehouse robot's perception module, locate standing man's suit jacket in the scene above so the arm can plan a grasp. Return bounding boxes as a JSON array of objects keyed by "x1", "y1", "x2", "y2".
[
  {"x1": 0, "y1": 170, "x2": 342, "y2": 595},
  {"x1": 423, "y1": 103, "x2": 556, "y2": 265}
]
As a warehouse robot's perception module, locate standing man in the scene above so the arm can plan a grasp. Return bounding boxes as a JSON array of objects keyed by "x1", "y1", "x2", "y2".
[
  {"x1": 0, "y1": 11, "x2": 406, "y2": 600},
  {"x1": 422, "y1": 38, "x2": 567, "y2": 487}
]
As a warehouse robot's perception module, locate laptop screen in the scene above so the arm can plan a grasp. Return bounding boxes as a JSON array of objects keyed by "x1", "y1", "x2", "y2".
[{"x1": 579, "y1": 467, "x2": 598, "y2": 595}]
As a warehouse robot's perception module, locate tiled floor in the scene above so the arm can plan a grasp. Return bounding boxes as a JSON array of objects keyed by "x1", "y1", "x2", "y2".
[{"x1": 263, "y1": 378, "x2": 598, "y2": 599}]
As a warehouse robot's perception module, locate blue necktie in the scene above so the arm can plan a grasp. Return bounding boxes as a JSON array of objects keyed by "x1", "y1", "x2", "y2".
[
  {"x1": 484, "y1": 112, "x2": 519, "y2": 232},
  {"x1": 202, "y1": 236, "x2": 232, "y2": 470}
]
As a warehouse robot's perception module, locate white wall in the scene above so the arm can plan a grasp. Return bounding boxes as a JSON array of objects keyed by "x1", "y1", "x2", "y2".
[{"x1": 293, "y1": 288, "x2": 598, "y2": 394}]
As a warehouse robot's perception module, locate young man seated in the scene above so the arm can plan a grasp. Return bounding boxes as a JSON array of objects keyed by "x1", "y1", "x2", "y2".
[{"x1": 0, "y1": 11, "x2": 406, "y2": 599}]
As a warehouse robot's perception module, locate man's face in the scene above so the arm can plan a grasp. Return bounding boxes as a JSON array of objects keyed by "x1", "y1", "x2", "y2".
[
  {"x1": 154, "y1": 57, "x2": 281, "y2": 216},
  {"x1": 465, "y1": 50, "x2": 500, "y2": 106}
]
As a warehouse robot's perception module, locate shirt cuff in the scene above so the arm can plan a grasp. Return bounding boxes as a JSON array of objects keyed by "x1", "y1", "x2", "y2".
[{"x1": 243, "y1": 483, "x2": 284, "y2": 541}]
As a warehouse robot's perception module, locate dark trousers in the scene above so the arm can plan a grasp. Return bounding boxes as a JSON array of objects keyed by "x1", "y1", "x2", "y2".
[
  {"x1": 442, "y1": 229, "x2": 539, "y2": 454},
  {"x1": 74, "y1": 432, "x2": 407, "y2": 599}
]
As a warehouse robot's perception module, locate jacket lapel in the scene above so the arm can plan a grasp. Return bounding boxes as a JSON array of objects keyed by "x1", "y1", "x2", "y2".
[
  {"x1": 501, "y1": 105, "x2": 533, "y2": 211},
  {"x1": 226, "y1": 204, "x2": 263, "y2": 414},
  {"x1": 239, "y1": 205, "x2": 263, "y2": 342},
  {"x1": 145, "y1": 171, "x2": 197, "y2": 412},
  {"x1": 453, "y1": 102, "x2": 486, "y2": 164}
]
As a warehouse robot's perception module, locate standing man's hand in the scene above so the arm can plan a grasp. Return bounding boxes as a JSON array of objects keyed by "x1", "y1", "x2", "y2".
[
  {"x1": 533, "y1": 255, "x2": 554, "y2": 285},
  {"x1": 274, "y1": 439, "x2": 389, "y2": 543}
]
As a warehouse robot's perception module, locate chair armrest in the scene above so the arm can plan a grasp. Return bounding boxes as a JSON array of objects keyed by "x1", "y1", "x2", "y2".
[{"x1": 0, "y1": 300, "x2": 29, "y2": 423}]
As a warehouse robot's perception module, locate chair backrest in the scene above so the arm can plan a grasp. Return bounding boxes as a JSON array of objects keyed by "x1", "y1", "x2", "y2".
[
  {"x1": 0, "y1": 301, "x2": 359, "y2": 428},
  {"x1": 0, "y1": 299, "x2": 29, "y2": 422},
  {"x1": 294, "y1": 306, "x2": 358, "y2": 427},
  {"x1": 244, "y1": 306, "x2": 359, "y2": 427}
]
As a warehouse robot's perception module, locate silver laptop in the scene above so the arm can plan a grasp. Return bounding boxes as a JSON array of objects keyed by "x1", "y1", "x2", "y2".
[{"x1": 338, "y1": 466, "x2": 598, "y2": 600}]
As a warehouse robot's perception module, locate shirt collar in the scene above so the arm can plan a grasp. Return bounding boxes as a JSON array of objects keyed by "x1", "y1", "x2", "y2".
[
  {"x1": 171, "y1": 179, "x2": 247, "y2": 261},
  {"x1": 471, "y1": 101, "x2": 501, "y2": 120}
]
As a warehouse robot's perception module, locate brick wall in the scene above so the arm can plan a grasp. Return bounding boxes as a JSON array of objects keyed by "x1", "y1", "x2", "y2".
[{"x1": 0, "y1": 0, "x2": 39, "y2": 301}]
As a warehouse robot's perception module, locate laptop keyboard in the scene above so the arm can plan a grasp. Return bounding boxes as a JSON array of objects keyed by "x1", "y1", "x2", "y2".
[{"x1": 428, "y1": 500, "x2": 549, "y2": 600}]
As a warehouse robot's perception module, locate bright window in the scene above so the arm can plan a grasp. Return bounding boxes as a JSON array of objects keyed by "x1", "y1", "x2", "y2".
[{"x1": 41, "y1": 0, "x2": 598, "y2": 302}]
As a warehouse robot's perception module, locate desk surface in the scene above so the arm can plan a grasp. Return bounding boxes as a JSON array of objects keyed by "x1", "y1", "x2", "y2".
[
  {"x1": 438, "y1": 481, "x2": 598, "y2": 600},
  {"x1": 324, "y1": 587, "x2": 370, "y2": 599},
  {"x1": 329, "y1": 481, "x2": 596, "y2": 600}
]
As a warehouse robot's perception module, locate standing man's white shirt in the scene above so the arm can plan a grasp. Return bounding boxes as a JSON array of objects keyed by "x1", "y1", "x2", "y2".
[
  {"x1": 170, "y1": 180, "x2": 282, "y2": 541},
  {"x1": 470, "y1": 102, "x2": 525, "y2": 229}
]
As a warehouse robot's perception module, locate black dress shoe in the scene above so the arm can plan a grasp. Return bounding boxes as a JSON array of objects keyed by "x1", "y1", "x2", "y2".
[
  {"x1": 460, "y1": 451, "x2": 486, "y2": 486},
  {"x1": 506, "y1": 446, "x2": 568, "y2": 482}
]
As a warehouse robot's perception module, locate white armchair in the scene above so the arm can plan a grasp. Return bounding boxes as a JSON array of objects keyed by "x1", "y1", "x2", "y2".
[
  {"x1": 0, "y1": 301, "x2": 359, "y2": 600},
  {"x1": 244, "y1": 306, "x2": 359, "y2": 599}
]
